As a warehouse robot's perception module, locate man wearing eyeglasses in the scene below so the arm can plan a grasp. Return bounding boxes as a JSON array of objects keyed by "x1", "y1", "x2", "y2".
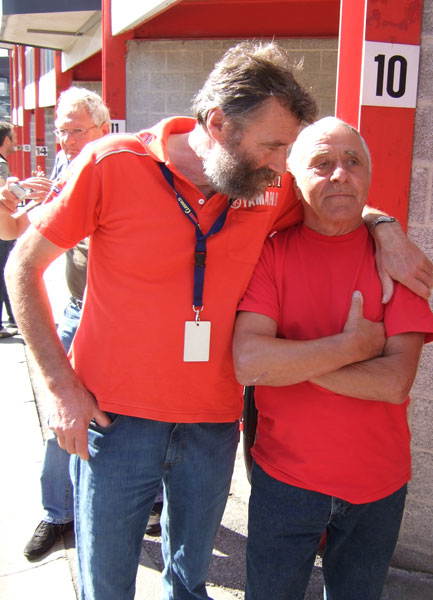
[
  {"x1": 0, "y1": 86, "x2": 110, "y2": 559},
  {"x1": 0, "y1": 87, "x2": 110, "y2": 237},
  {"x1": 52, "y1": 98, "x2": 108, "y2": 172}
]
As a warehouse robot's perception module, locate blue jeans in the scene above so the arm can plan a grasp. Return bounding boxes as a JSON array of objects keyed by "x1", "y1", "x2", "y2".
[
  {"x1": 70, "y1": 416, "x2": 239, "y2": 600},
  {"x1": 246, "y1": 462, "x2": 407, "y2": 600},
  {"x1": 57, "y1": 299, "x2": 82, "y2": 352},
  {"x1": 40, "y1": 300, "x2": 81, "y2": 523}
]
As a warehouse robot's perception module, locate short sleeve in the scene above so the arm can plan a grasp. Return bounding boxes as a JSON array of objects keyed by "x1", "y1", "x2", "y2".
[
  {"x1": 31, "y1": 146, "x2": 102, "y2": 249},
  {"x1": 384, "y1": 282, "x2": 433, "y2": 343},
  {"x1": 0, "y1": 160, "x2": 10, "y2": 180},
  {"x1": 238, "y1": 236, "x2": 280, "y2": 322}
]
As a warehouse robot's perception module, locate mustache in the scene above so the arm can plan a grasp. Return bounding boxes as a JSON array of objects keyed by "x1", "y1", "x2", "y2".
[{"x1": 248, "y1": 166, "x2": 279, "y2": 188}]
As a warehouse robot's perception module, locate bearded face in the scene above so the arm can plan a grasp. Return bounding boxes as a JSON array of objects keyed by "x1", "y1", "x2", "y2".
[{"x1": 202, "y1": 130, "x2": 278, "y2": 200}]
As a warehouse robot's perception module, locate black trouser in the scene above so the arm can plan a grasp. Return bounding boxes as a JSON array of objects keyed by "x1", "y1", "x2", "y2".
[{"x1": 0, "y1": 239, "x2": 15, "y2": 324}]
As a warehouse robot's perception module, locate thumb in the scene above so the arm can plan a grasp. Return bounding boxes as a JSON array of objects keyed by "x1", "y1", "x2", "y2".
[
  {"x1": 94, "y1": 409, "x2": 112, "y2": 428},
  {"x1": 349, "y1": 290, "x2": 364, "y2": 316},
  {"x1": 345, "y1": 290, "x2": 363, "y2": 330}
]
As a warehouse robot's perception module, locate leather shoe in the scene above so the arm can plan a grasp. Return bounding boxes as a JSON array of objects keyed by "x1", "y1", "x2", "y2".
[
  {"x1": 24, "y1": 520, "x2": 74, "y2": 560},
  {"x1": 0, "y1": 326, "x2": 17, "y2": 338},
  {"x1": 146, "y1": 501, "x2": 163, "y2": 536}
]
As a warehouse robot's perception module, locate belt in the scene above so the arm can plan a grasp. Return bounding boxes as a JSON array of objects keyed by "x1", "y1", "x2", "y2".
[{"x1": 70, "y1": 296, "x2": 83, "y2": 310}]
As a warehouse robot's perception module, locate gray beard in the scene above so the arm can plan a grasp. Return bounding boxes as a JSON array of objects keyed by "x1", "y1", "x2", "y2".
[{"x1": 203, "y1": 143, "x2": 277, "y2": 200}]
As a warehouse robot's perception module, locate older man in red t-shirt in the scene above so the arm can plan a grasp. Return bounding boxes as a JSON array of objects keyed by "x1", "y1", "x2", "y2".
[{"x1": 234, "y1": 117, "x2": 433, "y2": 600}]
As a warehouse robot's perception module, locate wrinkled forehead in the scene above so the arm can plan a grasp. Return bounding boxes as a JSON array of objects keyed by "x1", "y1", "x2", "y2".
[
  {"x1": 55, "y1": 107, "x2": 93, "y2": 128},
  {"x1": 303, "y1": 124, "x2": 362, "y2": 156},
  {"x1": 289, "y1": 121, "x2": 369, "y2": 175}
]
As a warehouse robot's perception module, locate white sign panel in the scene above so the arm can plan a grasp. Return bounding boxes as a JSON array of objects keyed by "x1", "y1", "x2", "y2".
[
  {"x1": 111, "y1": 120, "x2": 126, "y2": 134},
  {"x1": 362, "y1": 41, "x2": 420, "y2": 108}
]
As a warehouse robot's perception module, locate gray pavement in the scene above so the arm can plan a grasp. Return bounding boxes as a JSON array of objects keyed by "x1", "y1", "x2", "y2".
[{"x1": 1, "y1": 256, "x2": 433, "y2": 599}]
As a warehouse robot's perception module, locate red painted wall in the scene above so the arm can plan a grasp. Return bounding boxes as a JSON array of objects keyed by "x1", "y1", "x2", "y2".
[
  {"x1": 72, "y1": 51, "x2": 102, "y2": 82},
  {"x1": 133, "y1": 0, "x2": 340, "y2": 39}
]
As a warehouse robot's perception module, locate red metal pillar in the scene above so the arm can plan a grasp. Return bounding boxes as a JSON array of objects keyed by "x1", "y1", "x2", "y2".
[
  {"x1": 8, "y1": 48, "x2": 18, "y2": 176},
  {"x1": 19, "y1": 46, "x2": 31, "y2": 179},
  {"x1": 34, "y1": 48, "x2": 46, "y2": 175},
  {"x1": 54, "y1": 51, "x2": 73, "y2": 153},
  {"x1": 336, "y1": 0, "x2": 423, "y2": 229},
  {"x1": 54, "y1": 50, "x2": 73, "y2": 97},
  {"x1": 102, "y1": 0, "x2": 133, "y2": 133},
  {"x1": 12, "y1": 45, "x2": 23, "y2": 179}
]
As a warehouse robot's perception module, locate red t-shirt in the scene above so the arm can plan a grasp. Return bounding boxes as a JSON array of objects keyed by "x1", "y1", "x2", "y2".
[
  {"x1": 32, "y1": 117, "x2": 303, "y2": 422},
  {"x1": 238, "y1": 224, "x2": 433, "y2": 503}
]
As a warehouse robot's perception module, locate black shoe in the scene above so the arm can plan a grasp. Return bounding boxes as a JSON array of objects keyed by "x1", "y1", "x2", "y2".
[
  {"x1": 24, "y1": 520, "x2": 74, "y2": 560},
  {"x1": 0, "y1": 326, "x2": 17, "y2": 338},
  {"x1": 145, "y1": 501, "x2": 163, "y2": 536}
]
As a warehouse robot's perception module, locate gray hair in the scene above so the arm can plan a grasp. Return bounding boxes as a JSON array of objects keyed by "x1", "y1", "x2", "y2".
[
  {"x1": 192, "y1": 41, "x2": 317, "y2": 130},
  {"x1": 288, "y1": 116, "x2": 372, "y2": 178},
  {"x1": 55, "y1": 86, "x2": 110, "y2": 128}
]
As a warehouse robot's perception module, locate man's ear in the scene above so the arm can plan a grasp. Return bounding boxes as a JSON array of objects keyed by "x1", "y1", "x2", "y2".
[
  {"x1": 206, "y1": 107, "x2": 228, "y2": 144},
  {"x1": 101, "y1": 122, "x2": 110, "y2": 136}
]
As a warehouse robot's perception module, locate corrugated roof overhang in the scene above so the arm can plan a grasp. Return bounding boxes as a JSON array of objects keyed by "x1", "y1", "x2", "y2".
[{"x1": 0, "y1": 0, "x2": 102, "y2": 70}]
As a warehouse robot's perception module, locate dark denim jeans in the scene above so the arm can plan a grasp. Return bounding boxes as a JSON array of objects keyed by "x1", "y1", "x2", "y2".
[
  {"x1": 41, "y1": 300, "x2": 81, "y2": 523},
  {"x1": 0, "y1": 239, "x2": 15, "y2": 324},
  {"x1": 71, "y1": 417, "x2": 240, "y2": 600},
  {"x1": 246, "y1": 461, "x2": 407, "y2": 600}
]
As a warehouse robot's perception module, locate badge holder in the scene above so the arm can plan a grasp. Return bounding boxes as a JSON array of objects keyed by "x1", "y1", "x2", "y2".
[{"x1": 184, "y1": 307, "x2": 211, "y2": 362}]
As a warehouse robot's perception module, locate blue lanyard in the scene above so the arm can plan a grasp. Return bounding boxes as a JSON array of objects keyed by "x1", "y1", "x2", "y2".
[{"x1": 158, "y1": 162, "x2": 229, "y2": 318}]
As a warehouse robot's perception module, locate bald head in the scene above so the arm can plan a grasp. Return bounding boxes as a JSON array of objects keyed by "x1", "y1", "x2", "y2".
[
  {"x1": 288, "y1": 117, "x2": 371, "y2": 180},
  {"x1": 287, "y1": 117, "x2": 372, "y2": 236}
]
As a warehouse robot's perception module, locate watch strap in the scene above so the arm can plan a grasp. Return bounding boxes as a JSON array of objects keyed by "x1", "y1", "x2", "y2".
[{"x1": 369, "y1": 215, "x2": 397, "y2": 232}]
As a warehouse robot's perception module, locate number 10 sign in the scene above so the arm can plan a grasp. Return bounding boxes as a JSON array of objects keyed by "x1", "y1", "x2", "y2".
[{"x1": 362, "y1": 41, "x2": 420, "y2": 109}]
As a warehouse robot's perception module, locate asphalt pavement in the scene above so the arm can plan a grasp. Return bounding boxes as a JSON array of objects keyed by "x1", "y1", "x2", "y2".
[{"x1": 1, "y1": 255, "x2": 433, "y2": 599}]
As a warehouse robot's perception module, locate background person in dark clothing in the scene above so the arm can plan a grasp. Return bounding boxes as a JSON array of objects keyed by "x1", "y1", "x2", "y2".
[{"x1": 0, "y1": 120, "x2": 18, "y2": 338}]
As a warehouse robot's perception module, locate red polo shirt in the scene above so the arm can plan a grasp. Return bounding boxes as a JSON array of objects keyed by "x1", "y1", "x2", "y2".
[{"x1": 33, "y1": 117, "x2": 302, "y2": 422}]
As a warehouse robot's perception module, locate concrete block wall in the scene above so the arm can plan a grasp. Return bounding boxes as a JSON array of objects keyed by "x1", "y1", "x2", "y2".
[
  {"x1": 125, "y1": 38, "x2": 338, "y2": 133},
  {"x1": 392, "y1": 0, "x2": 433, "y2": 574}
]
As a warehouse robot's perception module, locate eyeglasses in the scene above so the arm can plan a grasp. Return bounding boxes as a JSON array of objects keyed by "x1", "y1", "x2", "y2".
[{"x1": 53, "y1": 125, "x2": 98, "y2": 140}]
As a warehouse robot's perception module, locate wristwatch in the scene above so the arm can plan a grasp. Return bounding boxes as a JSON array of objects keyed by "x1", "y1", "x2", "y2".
[{"x1": 369, "y1": 215, "x2": 397, "y2": 232}]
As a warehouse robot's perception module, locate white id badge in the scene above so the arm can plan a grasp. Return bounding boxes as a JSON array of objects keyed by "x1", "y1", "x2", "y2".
[{"x1": 183, "y1": 321, "x2": 211, "y2": 362}]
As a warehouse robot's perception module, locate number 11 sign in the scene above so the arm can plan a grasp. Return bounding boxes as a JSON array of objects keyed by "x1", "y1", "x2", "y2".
[{"x1": 362, "y1": 41, "x2": 420, "y2": 109}]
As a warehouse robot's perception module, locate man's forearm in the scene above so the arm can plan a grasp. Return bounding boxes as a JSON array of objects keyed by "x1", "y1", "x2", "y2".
[
  {"x1": 310, "y1": 332, "x2": 424, "y2": 404},
  {"x1": 234, "y1": 294, "x2": 385, "y2": 387},
  {"x1": 234, "y1": 329, "x2": 383, "y2": 387},
  {"x1": 0, "y1": 212, "x2": 22, "y2": 240},
  {"x1": 5, "y1": 241, "x2": 77, "y2": 392},
  {"x1": 235, "y1": 334, "x2": 350, "y2": 387}
]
